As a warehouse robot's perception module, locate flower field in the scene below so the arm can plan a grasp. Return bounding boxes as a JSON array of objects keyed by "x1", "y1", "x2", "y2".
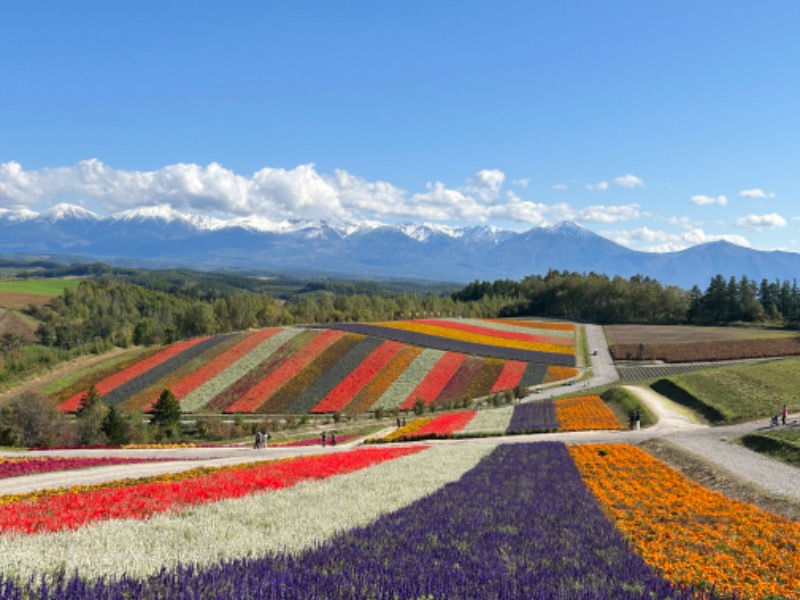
[
  {"x1": 0, "y1": 441, "x2": 796, "y2": 597},
  {"x1": 52, "y1": 321, "x2": 576, "y2": 415},
  {"x1": 322, "y1": 317, "x2": 576, "y2": 366},
  {"x1": 373, "y1": 396, "x2": 623, "y2": 441},
  {"x1": 571, "y1": 444, "x2": 800, "y2": 599}
]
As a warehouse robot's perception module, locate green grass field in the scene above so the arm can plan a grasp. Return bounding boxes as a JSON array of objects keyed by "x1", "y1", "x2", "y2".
[
  {"x1": 655, "y1": 357, "x2": 800, "y2": 424},
  {"x1": 0, "y1": 278, "x2": 81, "y2": 297}
]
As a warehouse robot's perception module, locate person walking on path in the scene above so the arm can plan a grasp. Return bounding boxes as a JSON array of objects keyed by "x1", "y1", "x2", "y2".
[
  {"x1": 782, "y1": 404, "x2": 789, "y2": 425},
  {"x1": 254, "y1": 431, "x2": 262, "y2": 450},
  {"x1": 321, "y1": 430, "x2": 327, "y2": 447}
]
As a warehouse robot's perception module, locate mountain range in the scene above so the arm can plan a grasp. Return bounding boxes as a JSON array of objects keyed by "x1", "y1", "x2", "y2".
[{"x1": 2, "y1": 203, "x2": 799, "y2": 288}]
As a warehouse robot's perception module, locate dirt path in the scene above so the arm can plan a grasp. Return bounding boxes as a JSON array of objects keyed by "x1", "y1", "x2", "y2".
[
  {"x1": 623, "y1": 385, "x2": 706, "y2": 434},
  {"x1": 0, "y1": 347, "x2": 130, "y2": 402}
]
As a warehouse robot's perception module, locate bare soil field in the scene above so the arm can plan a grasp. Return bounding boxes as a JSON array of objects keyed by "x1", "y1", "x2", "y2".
[
  {"x1": 606, "y1": 325, "x2": 800, "y2": 363},
  {"x1": 0, "y1": 291, "x2": 52, "y2": 309},
  {"x1": 605, "y1": 324, "x2": 796, "y2": 345}
]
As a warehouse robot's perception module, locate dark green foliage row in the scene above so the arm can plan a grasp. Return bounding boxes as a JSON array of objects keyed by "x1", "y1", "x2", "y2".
[
  {"x1": 649, "y1": 379, "x2": 726, "y2": 423},
  {"x1": 740, "y1": 432, "x2": 800, "y2": 467}
]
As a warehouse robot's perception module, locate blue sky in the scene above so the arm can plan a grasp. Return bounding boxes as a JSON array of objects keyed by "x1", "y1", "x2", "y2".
[{"x1": 1, "y1": 1, "x2": 799, "y2": 252}]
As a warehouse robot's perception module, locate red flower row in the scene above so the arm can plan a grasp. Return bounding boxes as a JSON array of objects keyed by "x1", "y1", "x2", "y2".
[
  {"x1": 400, "y1": 352, "x2": 468, "y2": 410},
  {"x1": 490, "y1": 361, "x2": 528, "y2": 393},
  {"x1": 0, "y1": 446, "x2": 423, "y2": 534}
]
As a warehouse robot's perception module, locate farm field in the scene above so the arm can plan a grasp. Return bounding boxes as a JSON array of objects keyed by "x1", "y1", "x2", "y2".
[
  {"x1": 606, "y1": 324, "x2": 800, "y2": 363},
  {"x1": 0, "y1": 277, "x2": 80, "y2": 301},
  {"x1": 652, "y1": 357, "x2": 800, "y2": 424},
  {"x1": 0, "y1": 441, "x2": 796, "y2": 598},
  {"x1": 47, "y1": 319, "x2": 578, "y2": 416}
]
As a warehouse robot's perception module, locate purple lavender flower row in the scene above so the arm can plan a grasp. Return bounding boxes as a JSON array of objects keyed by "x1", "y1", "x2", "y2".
[
  {"x1": 318, "y1": 323, "x2": 576, "y2": 367},
  {"x1": 506, "y1": 400, "x2": 559, "y2": 434},
  {"x1": 3, "y1": 443, "x2": 695, "y2": 599}
]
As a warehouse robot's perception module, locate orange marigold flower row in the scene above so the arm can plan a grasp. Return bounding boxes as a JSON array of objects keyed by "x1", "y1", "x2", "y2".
[{"x1": 569, "y1": 443, "x2": 800, "y2": 599}]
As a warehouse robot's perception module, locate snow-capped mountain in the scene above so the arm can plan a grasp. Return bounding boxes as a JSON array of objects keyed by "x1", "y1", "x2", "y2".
[{"x1": 2, "y1": 204, "x2": 800, "y2": 287}]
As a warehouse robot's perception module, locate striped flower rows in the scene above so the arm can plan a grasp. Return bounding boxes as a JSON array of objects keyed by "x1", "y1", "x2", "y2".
[
  {"x1": 0, "y1": 444, "x2": 491, "y2": 582},
  {"x1": 55, "y1": 324, "x2": 572, "y2": 415},
  {"x1": 0, "y1": 447, "x2": 421, "y2": 534},
  {"x1": 1, "y1": 442, "x2": 796, "y2": 596},
  {"x1": 398, "y1": 395, "x2": 623, "y2": 439},
  {"x1": 322, "y1": 321, "x2": 576, "y2": 366},
  {"x1": 59, "y1": 337, "x2": 212, "y2": 412},
  {"x1": 0, "y1": 443, "x2": 705, "y2": 598}
]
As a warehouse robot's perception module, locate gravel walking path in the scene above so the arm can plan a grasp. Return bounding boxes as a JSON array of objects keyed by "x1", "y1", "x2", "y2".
[{"x1": 625, "y1": 385, "x2": 800, "y2": 502}]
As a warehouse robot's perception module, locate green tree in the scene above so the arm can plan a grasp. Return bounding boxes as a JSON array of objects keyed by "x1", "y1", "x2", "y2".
[
  {"x1": 101, "y1": 405, "x2": 131, "y2": 446},
  {"x1": 0, "y1": 393, "x2": 70, "y2": 448},
  {"x1": 150, "y1": 389, "x2": 182, "y2": 439}
]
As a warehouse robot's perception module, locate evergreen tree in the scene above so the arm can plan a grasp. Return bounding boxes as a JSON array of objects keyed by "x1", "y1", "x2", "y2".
[
  {"x1": 150, "y1": 389, "x2": 182, "y2": 439},
  {"x1": 101, "y1": 405, "x2": 131, "y2": 446}
]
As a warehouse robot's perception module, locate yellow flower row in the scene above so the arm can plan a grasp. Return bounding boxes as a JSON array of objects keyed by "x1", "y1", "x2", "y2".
[
  {"x1": 569, "y1": 444, "x2": 800, "y2": 599},
  {"x1": 373, "y1": 321, "x2": 574, "y2": 355},
  {"x1": 381, "y1": 418, "x2": 432, "y2": 442},
  {"x1": 554, "y1": 396, "x2": 624, "y2": 431}
]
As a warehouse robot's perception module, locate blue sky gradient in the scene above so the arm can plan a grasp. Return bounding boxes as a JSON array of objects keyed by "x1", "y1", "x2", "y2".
[{"x1": 1, "y1": 1, "x2": 799, "y2": 251}]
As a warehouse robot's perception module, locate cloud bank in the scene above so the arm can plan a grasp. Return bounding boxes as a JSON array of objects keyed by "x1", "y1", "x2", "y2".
[{"x1": 0, "y1": 160, "x2": 645, "y2": 230}]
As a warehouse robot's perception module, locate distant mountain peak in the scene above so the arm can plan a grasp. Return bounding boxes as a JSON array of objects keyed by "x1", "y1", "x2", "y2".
[
  {"x1": 112, "y1": 205, "x2": 226, "y2": 231},
  {"x1": 543, "y1": 221, "x2": 586, "y2": 236},
  {"x1": 39, "y1": 203, "x2": 101, "y2": 223}
]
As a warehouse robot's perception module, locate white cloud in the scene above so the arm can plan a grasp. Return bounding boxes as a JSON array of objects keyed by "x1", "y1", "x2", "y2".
[
  {"x1": 739, "y1": 188, "x2": 775, "y2": 199},
  {"x1": 575, "y1": 204, "x2": 643, "y2": 224},
  {"x1": 613, "y1": 174, "x2": 645, "y2": 188},
  {"x1": 690, "y1": 194, "x2": 727, "y2": 206},
  {"x1": 604, "y1": 226, "x2": 751, "y2": 252},
  {"x1": 663, "y1": 216, "x2": 696, "y2": 229},
  {"x1": 485, "y1": 191, "x2": 548, "y2": 225},
  {"x1": 735, "y1": 213, "x2": 787, "y2": 231},
  {"x1": 586, "y1": 181, "x2": 609, "y2": 191},
  {"x1": 551, "y1": 183, "x2": 567, "y2": 190},
  {"x1": 464, "y1": 169, "x2": 505, "y2": 202},
  {"x1": 512, "y1": 178, "x2": 529, "y2": 187}
]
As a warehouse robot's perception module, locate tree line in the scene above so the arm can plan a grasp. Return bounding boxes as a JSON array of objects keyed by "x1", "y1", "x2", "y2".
[{"x1": 456, "y1": 270, "x2": 800, "y2": 326}]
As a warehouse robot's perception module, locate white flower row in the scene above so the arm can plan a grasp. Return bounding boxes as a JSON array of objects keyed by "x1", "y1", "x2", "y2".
[
  {"x1": 460, "y1": 405, "x2": 514, "y2": 435},
  {"x1": 372, "y1": 348, "x2": 444, "y2": 410},
  {"x1": 0, "y1": 444, "x2": 495, "y2": 582},
  {"x1": 181, "y1": 328, "x2": 302, "y2": 412}
]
